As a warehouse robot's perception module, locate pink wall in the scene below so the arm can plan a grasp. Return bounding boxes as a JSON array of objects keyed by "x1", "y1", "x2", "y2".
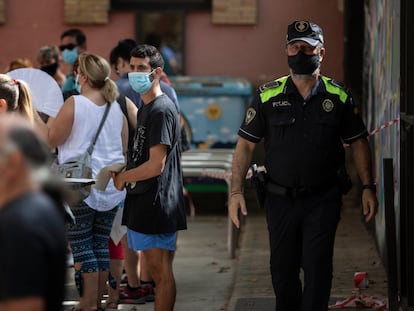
[
  {"x1": 0, "y1": 0, "x2": 135, "y2": 75},
  {"x1": 0, "y1": 0, "x2": 344, "y2": 86},
  {"x1": 185, "y1": 0, "x2": 344, "y2": 86}
]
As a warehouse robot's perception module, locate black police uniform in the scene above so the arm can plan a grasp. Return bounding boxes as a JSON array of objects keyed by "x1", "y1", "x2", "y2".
[{"x1": 238, "y1": 75, "x2": 368, "y2": 311}]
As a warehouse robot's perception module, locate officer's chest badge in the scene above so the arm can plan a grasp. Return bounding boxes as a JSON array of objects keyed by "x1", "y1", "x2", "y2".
[
  {"x1": 245, "y1": 108, "x2": 256, "y2": 125},
  {"x1": 322, "y1": 99, "x2": 334, "y2": 112}
]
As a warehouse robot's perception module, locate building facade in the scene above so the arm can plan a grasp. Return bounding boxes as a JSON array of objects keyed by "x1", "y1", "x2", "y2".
[{"x1": 0, "y1": 0, "x2": 344, "y2": 86}]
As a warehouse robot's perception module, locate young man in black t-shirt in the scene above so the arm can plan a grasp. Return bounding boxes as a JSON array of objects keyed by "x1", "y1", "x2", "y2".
[{"x1": 111, "y1": 44, "x2": 187, "y2": 311}]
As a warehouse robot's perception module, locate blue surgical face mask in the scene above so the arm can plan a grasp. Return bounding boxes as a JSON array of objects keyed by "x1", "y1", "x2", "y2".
[
  {"x1": 128, "y1": 71, "x2": 154, "y2": 94},
  {"x1": 62, "y1": 48, "x2": 78, "y2": 65},
  {"x1": 74, "y1": 74, "x2": 81, "y2": 93}
]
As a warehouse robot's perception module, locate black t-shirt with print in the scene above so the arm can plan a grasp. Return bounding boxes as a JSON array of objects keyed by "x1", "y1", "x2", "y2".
[{"x1": 123, "y1": 94, "x2": 187, "y2": 234}]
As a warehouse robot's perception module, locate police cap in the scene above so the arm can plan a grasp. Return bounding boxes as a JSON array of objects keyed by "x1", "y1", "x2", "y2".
[{"x1": 286, "y1": 20, "x2": 324, "y2": 46}]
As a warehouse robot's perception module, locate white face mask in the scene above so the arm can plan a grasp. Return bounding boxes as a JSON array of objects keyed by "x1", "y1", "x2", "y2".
[{"x1": 75, "y1": 74, "x2": 81, "y2": 93}]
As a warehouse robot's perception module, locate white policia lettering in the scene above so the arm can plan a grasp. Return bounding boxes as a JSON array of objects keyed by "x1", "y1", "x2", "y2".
[{"x1": 272, "y1": 101, "x2": 292, "y2": 107}]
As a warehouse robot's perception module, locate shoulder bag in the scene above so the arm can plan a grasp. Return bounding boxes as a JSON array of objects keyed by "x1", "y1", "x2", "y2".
[{"x1": 53, "y1": 103, "x2": 111, "y2": 207}]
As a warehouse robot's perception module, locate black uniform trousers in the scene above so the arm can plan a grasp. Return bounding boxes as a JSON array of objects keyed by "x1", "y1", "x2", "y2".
[{"x1": 264, "y1": 184, "x2": 342, "y2": 311}]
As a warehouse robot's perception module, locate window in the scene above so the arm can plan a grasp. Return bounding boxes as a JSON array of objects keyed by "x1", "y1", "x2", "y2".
[{"x1": 0, "y1": 0, "x2": 6, "y2": 23}]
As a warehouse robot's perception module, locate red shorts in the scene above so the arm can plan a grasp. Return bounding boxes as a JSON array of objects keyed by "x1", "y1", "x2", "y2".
[{"x1": 109, "y1": 237, "x2": 124, "y2": 259}]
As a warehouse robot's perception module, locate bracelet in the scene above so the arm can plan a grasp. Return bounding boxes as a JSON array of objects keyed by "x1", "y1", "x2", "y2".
[
  {"x1": 361, "y1": 183, "x2": 376, "y2": 191},
  {"x1": 230, "y1": 191, "x2": 243, "y2": 197}
]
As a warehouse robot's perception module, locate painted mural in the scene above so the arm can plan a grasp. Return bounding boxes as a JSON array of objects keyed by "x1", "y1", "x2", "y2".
[
  {"x1": 170, "y1": 76, "x2": 252, "y2": 149},
  {"x1": 363, "y1": 0, "x2": 400, "y2": 257}
]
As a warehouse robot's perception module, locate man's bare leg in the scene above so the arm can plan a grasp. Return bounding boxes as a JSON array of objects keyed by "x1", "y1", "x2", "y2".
[
  {"x1": 121, "y1": 234, "x2": 140, "y2": 288},
  {"x1": 144, "y1": 248, "x2": 176, "y2": 311}
]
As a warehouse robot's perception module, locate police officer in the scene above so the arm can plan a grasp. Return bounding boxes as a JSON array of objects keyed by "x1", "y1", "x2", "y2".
[{"x1": 229, "y1": 20, "x2": 378, "y2": 311}]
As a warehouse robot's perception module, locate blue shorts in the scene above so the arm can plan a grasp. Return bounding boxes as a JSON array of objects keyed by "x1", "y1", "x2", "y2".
[{"x1": 126, "y1": 228, "x2": 177, "y2": 251}]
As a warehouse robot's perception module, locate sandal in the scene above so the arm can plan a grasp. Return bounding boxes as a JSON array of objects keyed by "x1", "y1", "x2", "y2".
[{"x1": 105, "y1": 301, "x2": 119, "y2": 310}]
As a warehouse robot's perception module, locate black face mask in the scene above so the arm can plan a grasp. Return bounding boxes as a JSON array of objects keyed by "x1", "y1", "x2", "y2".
[
  {"x1": 287, "y1": 51, "x2": 320, "y2": 75},
  {"x1": 40, "y1": 62, "x2": 58, "y2": 77}
]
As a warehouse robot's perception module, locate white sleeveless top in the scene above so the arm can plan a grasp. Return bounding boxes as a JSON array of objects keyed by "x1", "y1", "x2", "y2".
[{"x1": 58, "y1": 95, "x2": 126, "y2": 211}]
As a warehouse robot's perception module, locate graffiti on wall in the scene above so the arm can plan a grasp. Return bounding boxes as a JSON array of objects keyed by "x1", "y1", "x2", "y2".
[{"x1": 363, "y1": 0, "x2": 400, "y2": 257}]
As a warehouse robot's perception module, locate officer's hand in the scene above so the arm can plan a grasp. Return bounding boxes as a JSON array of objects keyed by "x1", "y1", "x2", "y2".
[
  {"x1": 362, "y1": 189, "x2": 378, "y2": 222},
  {"x1": 229, "y1": 193, "x2": 247, "y2": 229}
]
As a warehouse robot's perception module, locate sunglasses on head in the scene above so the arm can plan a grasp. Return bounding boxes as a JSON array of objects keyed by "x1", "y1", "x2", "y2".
[{"x1": 59, "y1": 43, "x2": 77, "y2": 51}]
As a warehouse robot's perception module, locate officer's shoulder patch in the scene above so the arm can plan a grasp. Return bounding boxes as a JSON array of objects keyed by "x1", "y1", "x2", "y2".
[
  {"x1": 244, "y1": 107, "x2": 256, "y2": 125},
  {"x1": 259, "y1": 80, "x2": 280, "y2": 93}
]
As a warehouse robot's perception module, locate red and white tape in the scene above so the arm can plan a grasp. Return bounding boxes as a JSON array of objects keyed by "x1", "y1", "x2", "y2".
[
  {"x1": 343, "y1": 117, "x2": 399, "y2": 148},
  {"x1": 201, "y1": 166, "x2": 265, "y2": 181},
  {"x1": 368, "y1": 117, "x2": 399, "y2": 137},
  {"x1": 201, "y1": 170, "x2": 232, "y2": 181},
  {"x1": 328, "y1": 291, "x2": 388, "y2": 310}
]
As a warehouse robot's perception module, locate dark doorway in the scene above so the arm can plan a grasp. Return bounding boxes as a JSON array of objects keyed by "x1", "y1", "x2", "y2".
[
  {"x1": 137, "y1": 11, "x2": 184, "y2": 75},
  {"x1": 343, "y1": 1, "x2": 364, "y2": 105}
]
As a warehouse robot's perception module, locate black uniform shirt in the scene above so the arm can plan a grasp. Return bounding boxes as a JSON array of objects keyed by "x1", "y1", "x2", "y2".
[{"x1": 238, "y1": 75, "x2": 368, "y2": 188}]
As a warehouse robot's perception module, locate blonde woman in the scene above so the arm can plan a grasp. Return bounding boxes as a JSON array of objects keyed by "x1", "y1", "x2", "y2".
[{"x1": 41, "y1": 52, "x2": 128, "y2": 311}]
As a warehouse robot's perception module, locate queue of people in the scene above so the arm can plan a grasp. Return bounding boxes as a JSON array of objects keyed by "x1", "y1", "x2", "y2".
[
  {"x1": 1, "y1": 27, "x2": 187, "y2": 311},
  {"x1": 0, "y1": 20, "x2": 378, "y2": 311}
]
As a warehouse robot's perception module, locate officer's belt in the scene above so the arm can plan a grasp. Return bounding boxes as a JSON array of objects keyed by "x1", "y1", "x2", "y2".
[{"x1": 265, "y1": 181, "x2": 325, "y2": 199}]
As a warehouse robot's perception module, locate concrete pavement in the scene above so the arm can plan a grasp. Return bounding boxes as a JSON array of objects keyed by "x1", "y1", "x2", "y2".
[
  {"x1": 63, "y1": 179, "x2": 389, "y2": 310},
  {"x1": 63, "y1": 214, "x2": 235, "y2": 311},
  {"x1": 226, "y1": 207, "x2": 389, "y2": 311}
]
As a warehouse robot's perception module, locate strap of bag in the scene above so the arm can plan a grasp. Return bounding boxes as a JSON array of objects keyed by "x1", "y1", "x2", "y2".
[
  {"x1": 86, "y1": 103, "x2": 111, "y2": 155},
  {"x1": 117, "y1": 95, "x2": 128, "y2": 120}
]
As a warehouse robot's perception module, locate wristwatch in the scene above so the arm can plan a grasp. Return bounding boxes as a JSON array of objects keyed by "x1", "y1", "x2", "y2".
[{"x1": 361, "y1": 183, "x2": 376, "y2": 191}]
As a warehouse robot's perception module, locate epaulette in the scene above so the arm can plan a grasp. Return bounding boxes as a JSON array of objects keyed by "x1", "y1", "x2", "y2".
[
  {"x1": 259, "y1": 80, "x2": 280, "y2": 93},
  {"x1": 329, "y1": 79, "x2": 345, "y2": 90}
]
